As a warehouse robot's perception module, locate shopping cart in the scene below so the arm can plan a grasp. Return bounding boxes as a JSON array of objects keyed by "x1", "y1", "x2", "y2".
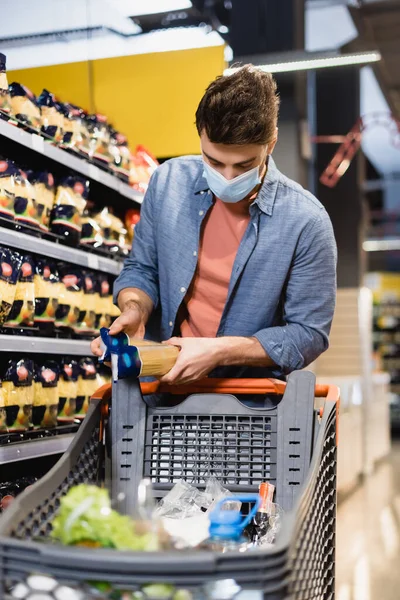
[{"x1": 0, "y1": 370, "x2": 339, "y2": 600}]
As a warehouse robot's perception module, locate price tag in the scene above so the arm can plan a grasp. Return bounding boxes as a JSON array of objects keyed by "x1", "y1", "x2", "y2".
[
  {"x1": 88, "y1": 254, "x2": 99, "y2": 270},
  {"x1": 31, "y1": 134, "x2": 44, "y2": 154}
]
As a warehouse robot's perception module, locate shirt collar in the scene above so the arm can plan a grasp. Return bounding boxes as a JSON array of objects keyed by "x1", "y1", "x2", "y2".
[{"x1": 193, "y1": 155, "x2": 280, "y2": 216}]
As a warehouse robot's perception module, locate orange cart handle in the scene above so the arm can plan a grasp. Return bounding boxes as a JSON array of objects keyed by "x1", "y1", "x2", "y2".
[{"x1": 92, "y1": 378, "x2": 339, "y2": 402}]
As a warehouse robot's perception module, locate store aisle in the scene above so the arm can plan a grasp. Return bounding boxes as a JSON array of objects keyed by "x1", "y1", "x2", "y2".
[{"x1": 336, "y1": 438, "x2": 400, "y2": 600}]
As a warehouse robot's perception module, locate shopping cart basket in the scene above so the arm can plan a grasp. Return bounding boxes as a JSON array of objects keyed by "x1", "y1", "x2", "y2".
[{"x1": 0, "y1": 370, "x2": 339, "y2": 600}]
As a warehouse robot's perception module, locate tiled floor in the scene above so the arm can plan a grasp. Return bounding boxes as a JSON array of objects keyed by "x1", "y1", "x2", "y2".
[{"x1": 336, "y1": 437, "x2": 400, "y2": 600}]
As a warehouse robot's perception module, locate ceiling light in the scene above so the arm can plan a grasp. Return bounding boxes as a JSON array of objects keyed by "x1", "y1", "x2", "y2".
[
  {"x1": 224, "y1": 50, "x2": 381, "y2": 75},
  {"x1": 363, "y1": 239, "x2": 400, "y2": 252}
]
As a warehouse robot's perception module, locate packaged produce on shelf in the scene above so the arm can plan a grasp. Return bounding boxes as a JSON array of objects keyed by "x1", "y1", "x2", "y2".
[
  {"x1": 109, "y1": 129, "x2": 131, "y2": 180},
  {"x1": 96, "y1": 275, "x2": 113, "y2": 330},
  {"x1": 0, "y1": 158, "x2": 19, "y2": 222},
  {"x1": 80, "y1": 206, "x2": 104, "y2": 249},
  {"x1": 34, "y1": 259, "x2": 59, "y2": 329},
  {"x1": 129, "y1": 145, "x2": 158, "y2": 192},
  {"x1": 0, "y1": 246, "x2": 22, "y2": 325},
  {"x1": 75, "y1": 271, "x2": 98, "y2": 336},
  {"x1": 80, "y1": 113, "x2": 112, "y2": 166},
  {"x1": 95, "y1": 207, "x2": 128, "y2": 256},
  {"x1": 0, "y1": 53, "x2": 11, "y2": 119},
  {"x1": 59, "y1": 103, "x2": 84, "y2": 150},
  {"x1": 50, "y1": 175, "x2": 89, "y2": 246},
  {"x1": 125, "y1": 207, "x2": 141, "y2": 245},
  {"x1": 37, "y1": 89, "x2": 64, "y2": 143},
  {"x1": 2, "y1": 359, "x2": 34, "y2": 432},
  {"x1": 75, "y1": 357, "x2": 99, "y2": 419},
  {"x1": 55, "y1": 265, "x2": 84, "y2": 330},
  {"x1": 8, "y1": 82, "x2": 41, "y2": 131},
  {"x1": 27, "y1": 171, "x2": 55, "y2": 233},
  {"x1": 4, "y1": 254, "x2": 35, "y2": 328},
  {"x1": 0, "y1": 380, "x2": 6, "y2": 432},
  {"x1": 33, "y1": 361, "x2": 59, "y2": 429},
  {"x1": 57, "y1": 358, "x2": 79, "y2": 422},
  {"x1": 14, "y1": 168, "x2": 41, "y2": 232}
]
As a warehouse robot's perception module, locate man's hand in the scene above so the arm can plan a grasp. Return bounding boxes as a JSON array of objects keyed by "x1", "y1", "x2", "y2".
[
  {"x1": 159, "y1": 337, "x2": 223, "y2": 385},
  {"x1": 90, "y1": 307, "x2": 145, "y2": 357}
]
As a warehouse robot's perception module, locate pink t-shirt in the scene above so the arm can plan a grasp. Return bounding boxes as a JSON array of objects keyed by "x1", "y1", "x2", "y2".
[{"x1": 179, "y1": 197, "x2": 251, "y2": 338}]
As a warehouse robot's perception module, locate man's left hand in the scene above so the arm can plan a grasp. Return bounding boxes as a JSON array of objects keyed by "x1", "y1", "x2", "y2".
[{"x1": 160, "y1": 337, "x2": 223, "y2": 385}]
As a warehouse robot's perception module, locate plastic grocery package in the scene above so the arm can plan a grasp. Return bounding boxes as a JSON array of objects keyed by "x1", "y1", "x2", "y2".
[
  {"x1": 4, "y1": 254, "x2": 35, "y2": 328},
  {"x1": 2, "y1": 359, "x2": 34, "y2": 431},
  {"x1": 33, "y1": 259, "x2": 59, "y2": 329},
  {"x1": 14, "y1": 169, "x2": 41, "y2": 232},
  {"x1": 0, "y1": 246, "x2": 22, "y2": 325},
  {"x1": 0, "y1": 158, "x2": 18, "y2": 222},
  {"x1": 57, "y1": 358, "x2": 79, "y2": 422},
  {"x1": 50, "y1": 175, "x2": 89, "y2": 246},
  {"x1": 75, "y1": 271, "x2": 97, "y2": 335},
  {"x1": 55, "y1": 265, "x2": 84, "y2": 330},
  {"x1": 33, "y1": 361, "x2": 59, "y2": 429},
  {"x1": 8, "y1": 82, "x2": 41, "y2": 130},
  {"x1": 75, "y1": 358, "x2": 99, "y2": 420},
  {"x1": 27, "y1": 171, "x2": 55, "y2": 233},
  {"x1": 0, "y1": 53, "x2": 11, "y2": 119},
  {"x1": 37, "y1": 89, "x2": 64, "y2": 143},
  {"x1": 95, "y1": 207, "x2": 128, "y2": 256}
]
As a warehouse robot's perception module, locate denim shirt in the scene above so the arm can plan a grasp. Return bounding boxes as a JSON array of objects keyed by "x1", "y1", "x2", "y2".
[{"x1": 114, "y1": 156, "x2": 337, "y2": 379}]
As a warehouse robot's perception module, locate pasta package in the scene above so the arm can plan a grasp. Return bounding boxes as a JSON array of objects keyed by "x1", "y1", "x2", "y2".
[
  {"x1": 0, "y1": 53, "x2": 11, "y2": 119},
  {"x1": 38, "y1": 89, "x2": 64, "y2": 143},
  {"x1": 59, "y1": 103, "x2": 84, "y2": 149},
  {"x1": 96, "y1": 363, "x2": 111, "y2": 388},
  {"x1": 81, "y1": 209, "x2": 104, "y2": 249},
  {"x1": 75, "y1": 358, "x2": 99, "y2": 420},
  {"x1": 95, "y1": 275, "x2": 112, "y2": 331},
  {"x1": 0, "y1": 381, "x2": 7, "y2": 433},
  {"x1": 75, "y1": 271, "x2": 98, "y2": 335},
  {"x1": 58, "y1": 359, "x2": 79, "y2": 422},
  {"x1": 109, "y1": 129, "x2": 131, "y2": 180},
  {"x1": 0, "y1": 158, "x2": 18, "y2": 221},
  {"x1": 95, "y1": 207, "x2": 127, "y2": 256},
  {"x1": 80, "y1": 114, "x2": 112, "y2": 166},
  {"x1": 4, "y1": 254, "x2": 35, "y2": 328},
  {"x1": 55, "y1": 265, "x2": 84, "y2": 330},
  {"x1": 33, "y1": 361, "x2": 59, "y2": 429},
  {"x1": 34, "y1": 259, "x2": 59, "y2": 328},
  {"x1": 28, "y1": 171, "x2": 55, "y2": 232},
  {"x1": 0, "y1": 246, "x2": 22, "y2": 325},
  {"x1": 2, "y1": 359, "x2": 34, "y2": 431},
  {"x1": 9, "y1": 82, "x2": 41, "y2": 130},
  {"x1": 50, "y1": 175, "x2": 89, "y2": 246},
  {"x1": 14, "y1": 169, "x2": 40, "y2": 232}
]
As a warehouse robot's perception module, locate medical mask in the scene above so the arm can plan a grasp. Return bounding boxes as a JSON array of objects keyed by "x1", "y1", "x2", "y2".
[{"x1": 202, "y1": 160, "x2": 263, "y2": 203}]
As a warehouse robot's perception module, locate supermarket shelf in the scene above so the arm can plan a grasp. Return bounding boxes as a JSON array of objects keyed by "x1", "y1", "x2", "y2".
[
  {"x1": 0, "y1": 335, "x2": 91, "y2": 355},
  {"x1": 0, "y1": 434, "x2": 74, "y2": 465},
  {"x1": 0, "y1": 226, "x2": 123, "y2": 275},
  {"x1": 0, "y1": 119, "x2": 144, "y2": 204}
]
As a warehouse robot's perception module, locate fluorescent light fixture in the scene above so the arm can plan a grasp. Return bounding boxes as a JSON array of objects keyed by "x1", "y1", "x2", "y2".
[
  {"x1": 224, "y1": 50, "x2": 381, "y2": 75},
  {"x1": 363, "y1": 239, "x2": 400, "y2": 252},
  {"x1": 116, "y1": 0, "x2": 192, "y2": 17}
]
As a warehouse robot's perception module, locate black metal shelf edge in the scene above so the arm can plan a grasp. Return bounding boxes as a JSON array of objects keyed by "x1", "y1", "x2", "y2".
[
  {"x1": 0, "y1": 434, "x2": 75, "y2": 465},
  {"x1": 0, "y1": 226, "x2": 123, "y2": 275},
  {"x1": 0, "y1": 119, "x2": 144, "y2": 205},
  {"x1": 0, "y1": 335, "x2": 91, "y2": 355}
]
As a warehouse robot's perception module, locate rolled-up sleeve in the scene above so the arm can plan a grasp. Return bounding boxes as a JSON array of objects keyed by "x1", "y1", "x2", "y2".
[
  {"x1": 254, "y1": 209, "x2": 337, "y2": 373},
  {"x1": 113, "y1": 173, "x2": 159, "y2": 307}
]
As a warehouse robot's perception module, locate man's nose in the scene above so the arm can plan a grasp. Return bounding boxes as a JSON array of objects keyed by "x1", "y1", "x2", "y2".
[{"x1": 220, "y1": 168, "x2": 237, "y2": 181}]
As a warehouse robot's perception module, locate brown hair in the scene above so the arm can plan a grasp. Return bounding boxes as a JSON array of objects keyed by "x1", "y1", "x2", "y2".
[{"x1": 196, "y1": 65, "x2": 280, "y2": 145}]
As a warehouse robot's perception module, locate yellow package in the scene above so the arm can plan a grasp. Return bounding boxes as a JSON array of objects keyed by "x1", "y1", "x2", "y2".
[
  {"x1": 33, "y1": 361, "x2": 59, "y2": 429},
  {"x1": 2, "y1": 359, "x2": 34, "y2": 431}
]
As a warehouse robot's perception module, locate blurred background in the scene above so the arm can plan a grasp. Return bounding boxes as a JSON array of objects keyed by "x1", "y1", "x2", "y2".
[{"x1": 0, "y1": 1, "x2": 399, "y2": 598}]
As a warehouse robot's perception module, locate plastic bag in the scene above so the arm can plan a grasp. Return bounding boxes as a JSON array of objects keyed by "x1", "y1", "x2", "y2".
[
  {"x1": 50, "y1": 175, "x2": 89, "y2": 246},
  {"x1": 9, "y1": 82, "x2": 41, "y2": 130},
  {"x1": 0, "y1": 246, "x2": 22, "y2": 325},
  {"x1": 28, "y1": 171, "x2": 55, "y2": 233},
  {"x1": 0, "y1": 53, "x2": 11, "y2": 119},
  {"x1": 38, "y1": 89, "x2": 64, "y2": 143},
  {"x1": 34, "y1": 259, "x2": 59, "y2": 329},
  {"x1": 0, "y1": 158, "x2": 18, "y2": 222},
  {"x1": 14, "y1": 168, "x2": 40, "y2": 232},
  {"x1": 4, "y1": 254, "x2": 35, "y2": 328},
  {"x1": 58, "y1": 358, "x2": 79, "y2": 423},
  {"x1": 2, "y1": 359, "x2": 34, "y2": 431},
  {"x1": 33, "y1": 361, "x2": 59, "y2": 429}
]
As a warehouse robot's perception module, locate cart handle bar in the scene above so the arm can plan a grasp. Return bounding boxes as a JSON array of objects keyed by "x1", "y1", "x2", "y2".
[{"x1": 92, "y1": 378, "x2": 339, "y2": 402}]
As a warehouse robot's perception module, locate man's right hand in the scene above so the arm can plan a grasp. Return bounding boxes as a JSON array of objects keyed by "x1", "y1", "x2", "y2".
[{"x1": 90, "y1": 307, "x2": 145, "y2": 357}]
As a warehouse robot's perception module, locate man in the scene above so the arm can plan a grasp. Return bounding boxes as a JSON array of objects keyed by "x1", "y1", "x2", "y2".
[{"x1": 92, "y1": 65, "x2": 337, "y2": 386}]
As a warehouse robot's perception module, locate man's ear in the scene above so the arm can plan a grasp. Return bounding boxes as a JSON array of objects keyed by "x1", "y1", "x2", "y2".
[{"x1": 267, "y1": 127, "x2": 278, "y2": 155}]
